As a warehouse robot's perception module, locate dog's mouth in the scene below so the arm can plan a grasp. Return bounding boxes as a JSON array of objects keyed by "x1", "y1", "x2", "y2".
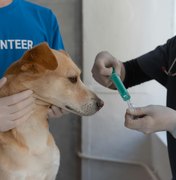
[
  {"x1": 65, "y1": 99, "x2": 104, "y2": 116},
  {"x1": 65, "y1": 105, "x2": 74, "y2": 111},
  {"x1": 65, "y1": 105, "x2": 79, "y2": 114},
  {"x1": 34, "y1": 94, "x2": 103, "y2": 116},
  {"x1": 65, "y1": 105, "x2": 86, "y2": 116}
]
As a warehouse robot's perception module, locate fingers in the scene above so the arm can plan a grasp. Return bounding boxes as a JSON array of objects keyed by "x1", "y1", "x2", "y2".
[
  {"x1": 0, "y1": 90, "x2": 34, "y2": 132},
  {"x1": 125, "y1": 112, "x2": 144, "y2": 130},
  {"x1": 91, "y1": 51, "x2": 121, "y2": 88},
  {"x1": 93, "y1": 52, "x2": 118, "y2": 76},
  {"x1": 48, "y1": 105, "x2": 69, "y2": 119},
  {"x1": 48, "y1": 106, "x2": 62, "y2": 118},
  {"x1": 126, "y1": 107, "x2": 145, "y2": 117},
  {"x1": 0, "y1": 90, "x2": 33, "y2": 106},
  {"x1": 125, "y1": 107, "x2": 150, "y2": 133},
  {"x1": 0, "y1": 95, "x2": 34, "y2": 114},
  {"x1": 91, "y1": 62, "x2": 112, "y2": 87},
  {"x1": 8, "y1": 101, "x2": 35, "y2": 121},
  {"x1": 125, "y1": 107, "x2": 155, "y2": 134},
  {"x1": 48, "y1": 106, "x2": 61, "y2": 118},
  {"x1": 0, "y1": 110, "x2": 34, "y2": 132}
]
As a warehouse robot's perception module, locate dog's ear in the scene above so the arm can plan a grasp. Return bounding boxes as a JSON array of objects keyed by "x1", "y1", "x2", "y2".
[
  {"x1": 5, "y1": 42, "x2": 58, "y2": 75},
  {"x1": 59, "y1": 50, "x2": 70, "y2": 57}
]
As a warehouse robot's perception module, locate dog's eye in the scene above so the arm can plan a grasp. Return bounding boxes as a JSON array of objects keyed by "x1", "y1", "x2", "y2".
[{"x1": 68, "y1": 76, "x2": 77, "y2": 83}]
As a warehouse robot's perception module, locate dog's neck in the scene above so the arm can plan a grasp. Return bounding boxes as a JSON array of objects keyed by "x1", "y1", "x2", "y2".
[
  {"x1": 0, "y1": 81, "x2": 54, "y2": 153},
  {"x1": 14, "y1": 104, "x2": 53, "y2": 152}
]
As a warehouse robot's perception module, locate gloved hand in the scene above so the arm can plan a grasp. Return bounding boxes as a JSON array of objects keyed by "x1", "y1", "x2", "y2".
[
  {"x1": 91, "y1": 51, "x2": 125, "y2": 89},
  {"x1": 0, "y1": 77, "x2": 34, "y2": 132},
  {"x1": 125, "y1": 105, "x2": 176, "y2": 138},
  {"x1": 48, "y1": 105, "x2": 69, "y2": 119}
]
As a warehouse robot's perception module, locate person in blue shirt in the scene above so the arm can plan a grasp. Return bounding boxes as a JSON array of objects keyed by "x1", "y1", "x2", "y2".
[{"x1": 0, "y1": 0, "x2": 67, "y2": 131}]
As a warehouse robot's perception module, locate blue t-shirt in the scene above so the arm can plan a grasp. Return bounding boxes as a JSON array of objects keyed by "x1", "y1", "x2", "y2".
[{"x1": 0, "y1": 0, "x2": 64, "y2": 77}]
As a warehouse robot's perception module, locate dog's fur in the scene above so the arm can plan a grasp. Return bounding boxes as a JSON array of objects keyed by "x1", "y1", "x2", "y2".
[{"x1": 0, "y1": 43, "x2": 103, "y2": 180}]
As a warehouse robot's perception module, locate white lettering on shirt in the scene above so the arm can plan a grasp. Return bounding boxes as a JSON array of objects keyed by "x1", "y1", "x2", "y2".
[
  {"x1": 0, "y1": 39, "x2": 34, "y2": 50},
  {"x1": 21, "y1": 40, "x2": 28, "y2": 49},
  {"x1": 8, "y1": 40, "x2": 14, "y2": 49},
  {"x1": 28, "y1": 40, "x2": 33, "y2": 49},
  {"x1": 0, "y1": 41, "x2": 7, "y2": 49}
]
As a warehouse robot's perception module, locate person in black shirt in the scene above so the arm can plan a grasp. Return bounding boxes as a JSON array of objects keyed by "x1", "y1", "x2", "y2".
[{"x1": 91, "y1": 36, "x2": 176, "y2": 180}]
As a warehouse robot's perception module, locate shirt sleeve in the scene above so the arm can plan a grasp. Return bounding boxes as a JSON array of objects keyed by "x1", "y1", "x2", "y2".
[
  {"x1": 48, "y1": 10, "x2": 64, "y2": 50},
  {"x1": 123, "y1": 59, "x2": 151, "y2": 88},
  {"x1": 124, "y1": 36, "x2": 176, "y2": 88}
]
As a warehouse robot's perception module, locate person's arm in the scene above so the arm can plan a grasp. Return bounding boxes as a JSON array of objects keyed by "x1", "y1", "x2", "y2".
[
  {"x1": 92, "y1": 36, "x2": 176, "y2": 90},
  {"x1": 125, "y1": 105, "x2": 176, "y2": 138},
  {"x1": 0, "y1": 77, "x2": 34, "y2": 132},
  {"x1": 123, "y1": 59, "x2": 152, "y2": 88},
  {"x1": 134, "y1": 36, "x2": 176, "y2": 87},
  {"x1": 122, "y1": 55, "x2": 176, "y2": 137}
]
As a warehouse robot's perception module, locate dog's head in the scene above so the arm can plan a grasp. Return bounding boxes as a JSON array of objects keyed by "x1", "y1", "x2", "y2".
[{"x1": 4, "y1": 43, "x2": 104, "y2": 116}]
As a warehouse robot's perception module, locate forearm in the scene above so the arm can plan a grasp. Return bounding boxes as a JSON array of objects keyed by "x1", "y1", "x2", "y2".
[{"x1": 123, "y1": 59, "x2": 152, "y2": 88}]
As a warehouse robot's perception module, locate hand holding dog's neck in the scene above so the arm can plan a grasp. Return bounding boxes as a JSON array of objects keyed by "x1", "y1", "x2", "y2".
[
  {"x1": 0, "y1": 0, "x2": 12, "y2": 7},
  {"x1": 33, "y1": 94, "x2": 51, "y2": 108}
]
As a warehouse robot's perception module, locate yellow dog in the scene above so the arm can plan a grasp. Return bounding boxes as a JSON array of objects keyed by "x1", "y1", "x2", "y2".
[{"x1": 0, "y1": 43, "x2": 104, "y2": 180}]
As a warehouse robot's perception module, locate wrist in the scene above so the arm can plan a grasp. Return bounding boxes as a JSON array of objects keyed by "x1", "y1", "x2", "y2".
[
  {"x1": 169, "y1": 121, "x2": 176, "y2": 138},
  {"x1": 120, "y1": 62, "x2": 126, "y2": 82},
  {"x1": 171, "y1": 128, "x2": 176, "y2": 138},
  {"x1": 163, "y1": 107, "x2": 176, "y2": 138},
  {"x1": 168, "y1": 110, "x2": 176, "y2": 138}
]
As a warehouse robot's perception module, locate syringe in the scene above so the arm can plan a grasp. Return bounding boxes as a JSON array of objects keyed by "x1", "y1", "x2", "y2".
[{"x1": 110, "y1": 67, "x2": 134, "y2": 110}]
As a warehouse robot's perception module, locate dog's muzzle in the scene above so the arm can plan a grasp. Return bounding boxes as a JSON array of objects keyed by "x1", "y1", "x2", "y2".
[{"x1": 96, "y1": 98, "x2": 104, "y2": 111}]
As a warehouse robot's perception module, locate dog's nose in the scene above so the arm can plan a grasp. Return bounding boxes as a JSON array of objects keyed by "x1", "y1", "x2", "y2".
[{"x1": 96, "y1": 99, "x2": 104, "y2": 110}]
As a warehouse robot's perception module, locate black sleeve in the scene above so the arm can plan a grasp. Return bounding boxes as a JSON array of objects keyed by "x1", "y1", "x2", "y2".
[
  {"x1": 123, "y1": 36, "x2": 176, "y2": 89},
  {"x1": 123, "y1": 59, "x2": 152, "y2": 88}
]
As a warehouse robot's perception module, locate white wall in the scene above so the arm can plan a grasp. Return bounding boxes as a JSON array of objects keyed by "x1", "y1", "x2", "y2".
[{"x1": 82, "y1": 0, "x2": 174, "y2": 179}]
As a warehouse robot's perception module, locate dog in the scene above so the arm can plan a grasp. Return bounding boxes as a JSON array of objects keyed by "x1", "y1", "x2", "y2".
[{"x1": 0, "y1": 43, "x2": 104, "y2": 180}]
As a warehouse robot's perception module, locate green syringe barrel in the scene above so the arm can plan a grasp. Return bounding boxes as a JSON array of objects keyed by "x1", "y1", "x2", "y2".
[{"x1": 110, "y1": 68, "x2": 131, "y2": 101}]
